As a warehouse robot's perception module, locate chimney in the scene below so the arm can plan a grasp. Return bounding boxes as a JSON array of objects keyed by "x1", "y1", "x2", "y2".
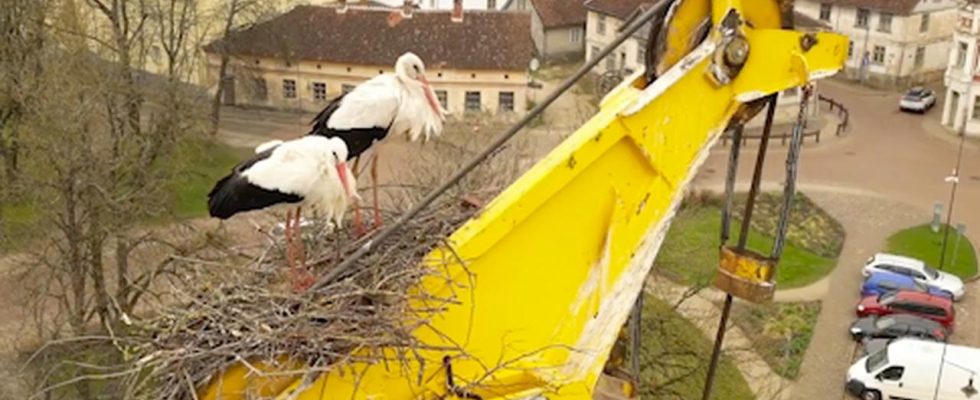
[
  {"x1": 402, "y1": 0, "x2": 413, "y2": 17},
  {"x1": 452, "y1": 0, "x2": 463, "y2": 22},
  {"x1": 337, "y1": 0, "x2": 347, "y2": 13}
]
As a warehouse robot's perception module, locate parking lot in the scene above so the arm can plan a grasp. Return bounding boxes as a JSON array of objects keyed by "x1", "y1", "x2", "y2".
[{"x1": 694, "y1": 78, "x2": 980, "y2": 399}]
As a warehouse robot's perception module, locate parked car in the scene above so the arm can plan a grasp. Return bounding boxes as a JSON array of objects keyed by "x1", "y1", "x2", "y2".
[
  {"x1": 862, "y1": 253, "x2": 964, "y2": 300},
  {"x1": 861, "y1": 271, "x2": 952, "y2": 299},
  {"x1": 899, "y1": 87, "x2": 936, "y2": 113},
  {"x1": 856, "y1": 290, "x2": 955, "y2": 331},
  {"x1": 846, "y1": 339, "x2": 980, "y2": 400},
  {"x1": 849, "y1": 314, "x2": 947, "y2": 342}
]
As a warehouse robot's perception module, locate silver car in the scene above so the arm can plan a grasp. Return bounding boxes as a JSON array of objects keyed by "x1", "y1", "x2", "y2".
[{"x1": 899, "y1": 87, "x2": 936, "y2": 113}]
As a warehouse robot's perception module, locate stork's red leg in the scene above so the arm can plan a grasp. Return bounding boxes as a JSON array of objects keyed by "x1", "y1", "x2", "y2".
[
  {"x1": 290, "y1": 207, "x2": 315, "y2": 292},
  {"x1": 351, "y1": 157, "x2": 366, "y2": 237},
  {"x1": 284, "y1": 208, "x2": 295, "y2": 272},
  {"x1": 371, "y1": 154, "x2": 382, "y2": 229}
]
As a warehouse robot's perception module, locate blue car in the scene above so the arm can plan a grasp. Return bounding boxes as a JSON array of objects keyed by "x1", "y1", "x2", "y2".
[{"x1": 861, "y1": 271, "x2": 952, "y2": 299}]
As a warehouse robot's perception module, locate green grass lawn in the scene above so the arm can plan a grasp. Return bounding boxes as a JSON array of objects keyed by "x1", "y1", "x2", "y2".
[
  {"x1": 729, "y1": 301, "x2": 821, "y2": 379},
  {"x1": 886, "y1": 223, "x2": 978, "y2": 279},
  {"x1": 166, "y1": 142, "x2": 249, "y2": 219},
  {"x1": 640, "y1": 295, "x2": 755, "y2": 400},
  {"x1": 655, "y1": 205, "x2": 836, "y2": 289},
  {"x1": 0, "y1": 141, "x2": 247, "y2": 251}
]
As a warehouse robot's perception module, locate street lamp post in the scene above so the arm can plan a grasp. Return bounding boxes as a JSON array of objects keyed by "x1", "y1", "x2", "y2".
[{"x1": 938, "y1": 77, "x2": 971, "y2": 270}]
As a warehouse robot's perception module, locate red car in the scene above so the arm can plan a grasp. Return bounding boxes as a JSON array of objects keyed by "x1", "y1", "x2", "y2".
[{"x1": 856, "y1": 290, "x2": 955, "y2": 331}]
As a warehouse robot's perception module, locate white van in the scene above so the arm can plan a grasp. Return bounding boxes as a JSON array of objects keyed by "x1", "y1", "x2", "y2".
[{"x1": 846, "y1": 339, "x2": 980, "y2": 400}]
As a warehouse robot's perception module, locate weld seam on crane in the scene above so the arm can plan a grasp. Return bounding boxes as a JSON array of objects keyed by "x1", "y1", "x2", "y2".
[{"x1": 309, "y1": 0, "x2": 672, "y2": 291}]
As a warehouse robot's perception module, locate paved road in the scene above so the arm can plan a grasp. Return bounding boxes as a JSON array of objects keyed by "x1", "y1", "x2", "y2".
[{"x1": 694, "y1": 79, "x2": 980, "y2": 399}]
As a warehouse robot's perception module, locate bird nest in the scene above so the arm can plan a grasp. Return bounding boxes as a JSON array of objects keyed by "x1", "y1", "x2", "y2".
[{"x1": 116, "y1": 128, "x2": 532, "y2": 399}]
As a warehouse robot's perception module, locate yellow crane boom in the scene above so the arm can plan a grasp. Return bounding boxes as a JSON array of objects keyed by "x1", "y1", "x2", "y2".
[{"x1": 200, "y1": 1, "x2": 847, "y2": 398}]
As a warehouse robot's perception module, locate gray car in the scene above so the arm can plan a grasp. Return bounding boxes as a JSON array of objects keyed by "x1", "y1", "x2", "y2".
[{"x1": 849, "y1": 314, "x2": 947, "y2": 342}]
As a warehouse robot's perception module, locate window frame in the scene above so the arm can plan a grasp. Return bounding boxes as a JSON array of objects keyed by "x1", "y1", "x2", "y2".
[
  {"x1": 498, "y1": 91, "x2": 515, "y2": 112},
  {"x1": 282, "y1": 79, "x2": 297, "y2": 99},
  {"x1": 920, "y1": 12, "x2": 930, "y2": 33},
  {"x1": 819, "y1": 3, "x2": 832, "y2": 21},
  {"x1": 435, "y1": 89, "x2": 448, "y2": 110},
  {"x1": 856, "y1": 8, "x2": 870, "y2": 28},
  {"x1": 570, "y1": 28, "x2": 582, "y2": 43},
  {"x1": 597, "y1": 14, "x2": 606, "y2": 34},
  {"x1": 312, "y1": 82, "x2": 327, "y2": 101},
  {"x1": 914, "y1": 46, "x2": 926, "y2": 68},
  {"x1": 878, "y1": 12, "x2": 893, "y2": 33},
  {"x1": 972, "y1": 96, "x2": 980, "y2": 121},
  {"x1": 878, "y1": 366, "x2": 905, "y2": 381},
  {"x1": 872, "y1": 45, "x2": 886, "y2": 65},
  {"x1": 464, "y1": 91, "x2": 482, "y2": 112}
]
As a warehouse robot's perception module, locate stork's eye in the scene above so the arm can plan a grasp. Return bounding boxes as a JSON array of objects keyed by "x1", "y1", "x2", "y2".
[{"x1": 413, "y1": 65, "x2": 421, "y2": 73}]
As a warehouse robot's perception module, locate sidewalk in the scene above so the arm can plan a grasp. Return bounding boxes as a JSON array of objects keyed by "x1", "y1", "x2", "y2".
[{"x1": 646, "y1": 277, "x2": 793, "y2": 400}]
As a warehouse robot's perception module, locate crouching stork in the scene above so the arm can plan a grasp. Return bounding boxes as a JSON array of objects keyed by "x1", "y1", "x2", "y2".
[
  {"x1": 207, "y1": 136, "x2": 357, "y2": 291},
  {"x1": 309, "y1": 51, "x2": 445, "y2": 235}
]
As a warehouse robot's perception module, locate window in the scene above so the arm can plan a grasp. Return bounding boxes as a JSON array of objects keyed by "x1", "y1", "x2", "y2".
[
  {"x1": 878, "y1": 12, "x2": 892, "y2": 32},
  {"x1": 636, "y1": 45, "x2": 645, "y2": 64},
  {"x1": 465, "y1": 91, "x2": 481, "y2": 112},
  {"x1": 251, "y1": 78, "x2": 268, "y2": 101},
  {"x1": 914, "y1": 46, "x2": 925, "y2": 67},
  {"x1": 487, "y1": 0, "x2": 496, "y2": 8},
  {"x1": 878, "y1": 366, "x2": 904, "y2": 381},
  {"x1": 819, "y1": 3, "x2": 831, "y2": 21},
  {"x1": 848, "y1": 40, "x2": 853, "y2": 58},
  {"x1": 923, "y1": 306, "x2": 947, "y2": 317},
  {"x1": 606, "y1": 54, "x2": 616, "y2": 70},
  {"x1": 570, "y1": 28, "x2": 582, "y2": 42},
  {"x1": 597, "y1": 14, "x2": 606, "y2": 34},
  {"x1": 590, "y1": 45, "x2": 600, "y2": 60},
  {"x1": 956, "y1": 42, "x2": 968, "y2": 68},
  {"x1": 973, "y1": 96, "x2": 980, "y2": 120},
  {"x1": 856, "y1": 8, "x2": 870, "y2": 28},
  {"x1": 435, "y1": 90, "x2": 448, "y2": 110},
  {"x1": 879, "y1": 281, "x2": 898, "y2": 291},
  {"x1": 872, "y1": 45, "x2": 885, "y2": 65},
  {"x1": 342, "y1": 84, "x2": 355, "y2": 94},
  {"x1": 782, "y1": 88, "x2": 798, "y2": 98},
  {"x1": 499, "y1": 91, "x2": 514, "y2": 112},
  {"x1": 282, "y1": 79, "x2": 297, "y2": 99},
  {"x1": 312, "y1": 82, "x2": 326, "y2": 100},
  {"x1": 920, "y1": 12, "x2": 930, "y2": 32}
]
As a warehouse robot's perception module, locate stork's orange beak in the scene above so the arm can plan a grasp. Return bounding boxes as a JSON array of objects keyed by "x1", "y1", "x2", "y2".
[
  {"x1": 418, "y1": 75, "x2": 443, "y2": 118},
  {"x1": 335, "y1": 162, "x2": 352, "y2": 199}
]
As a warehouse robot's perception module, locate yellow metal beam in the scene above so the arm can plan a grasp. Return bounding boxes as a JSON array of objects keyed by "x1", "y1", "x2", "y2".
[{"x1": 199, "y1": 5, "x2": 847, "y2": 399}]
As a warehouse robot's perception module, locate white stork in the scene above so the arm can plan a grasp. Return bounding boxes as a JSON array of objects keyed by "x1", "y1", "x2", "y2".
[
  {"x1": 207, "y1": 135, "x2": 357, "y2": 291},
  {"x1": 309, "y1": 51, "x2": 445, "y2": 235}
]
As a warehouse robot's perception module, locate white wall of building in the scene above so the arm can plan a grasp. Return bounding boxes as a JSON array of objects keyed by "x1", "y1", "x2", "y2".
[
  {"x1": 942, "y1": 4, "x2": 980, "y2": 137},
  {"x1": 796, "y1": 0, "x2": 957, "y2": 86}
]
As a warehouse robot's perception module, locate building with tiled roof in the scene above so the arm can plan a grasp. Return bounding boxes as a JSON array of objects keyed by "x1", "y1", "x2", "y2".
[
  {"x1": 506, "y1": 0, "x2": 587, "y2": 60},
  {"x1": 941, "y1": 0, "x2": 980, "y2": 137},
  {"x1": 795, "y1": 0, "x2": 959, "y2": 86},
  {"x1": 204, "y1": 4, "x2": 533, "y2": 115}
]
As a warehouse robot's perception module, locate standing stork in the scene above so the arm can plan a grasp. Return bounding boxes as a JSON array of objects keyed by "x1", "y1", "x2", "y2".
[
  {"x1": 309, "y1": 51, "x2": 445, "y2": 235},
  {"x1": 207, "y1": 136, "x2": 357, "y2": 291}
]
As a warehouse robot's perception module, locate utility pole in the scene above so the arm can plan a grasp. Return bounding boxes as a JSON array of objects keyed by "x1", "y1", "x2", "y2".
[{"x1": 939, "y1": 64, "x2": 971, "y2": 269}]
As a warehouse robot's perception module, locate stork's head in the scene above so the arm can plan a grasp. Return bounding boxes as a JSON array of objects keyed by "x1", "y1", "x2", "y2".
[
  {"x1": 394, "y1": 52, "x2": 443, "y2": 120},
  {"x1": 325, "y1": 137, "x2": 353, "y2": 200}
]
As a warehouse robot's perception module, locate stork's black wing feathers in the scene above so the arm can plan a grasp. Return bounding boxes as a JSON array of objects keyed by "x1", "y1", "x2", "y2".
[
  {"x1": 308, "y1": 94, "x2": 391, "y2": 160},
  {"x1": 207, "y1": 149, "x2": 302, "y2": 219}
]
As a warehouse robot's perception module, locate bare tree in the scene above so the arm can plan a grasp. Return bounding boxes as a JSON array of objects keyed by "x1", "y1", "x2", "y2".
[
  {"x1": 208, "y1": 0, "x2": 264, "y2": 135},
  {"x1": 0, "y1": 0, "x2": 50, "y2": 239}
]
